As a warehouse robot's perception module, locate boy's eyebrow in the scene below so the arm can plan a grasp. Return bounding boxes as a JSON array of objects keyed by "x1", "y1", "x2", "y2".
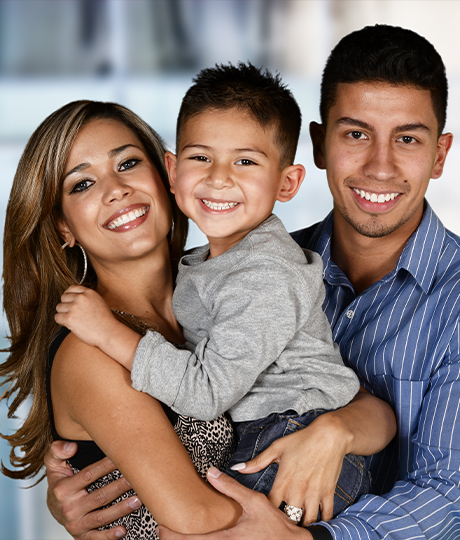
[
  {"x1": 335, "y1": 117, "x2": 431, "y2": 134},
  {"x1": 181, "y1": 143, "x2": 268, "y2": 157},
  {"x1": 63, "y1": 144, "x2": 142, "y2": 180}
]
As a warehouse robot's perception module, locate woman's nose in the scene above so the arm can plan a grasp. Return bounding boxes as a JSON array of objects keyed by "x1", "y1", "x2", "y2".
[{"x1": 104, "y1": 174, "x2": 133, "y2": 203}]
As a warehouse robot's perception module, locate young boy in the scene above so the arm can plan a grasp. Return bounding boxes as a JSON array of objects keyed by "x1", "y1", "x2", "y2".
[{"x1": 57, "y1": 63, "x2": 375, "y2": 522}]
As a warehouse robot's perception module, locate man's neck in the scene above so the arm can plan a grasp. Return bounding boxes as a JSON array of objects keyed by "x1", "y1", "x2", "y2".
[{"x1": 331, "y1": 215, "x2": 421, "y2": 296}]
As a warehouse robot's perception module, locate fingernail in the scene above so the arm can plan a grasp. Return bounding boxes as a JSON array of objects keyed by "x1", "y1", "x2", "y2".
[
  {"x1": 230, "y1": 462, "x2": 246, "y2": 471},
  {"x1": 115, "y1": 529, "x2": 125, "y2": 538},
  {"x1": 129, "y1": 497, "x2": 142, "y2": 509},
  {"x1": 63, "y1": 442, "x2": 77, "y2": 453},
  {"x1": 207, "y1": 466, "x2": 222, "y2": 478}
]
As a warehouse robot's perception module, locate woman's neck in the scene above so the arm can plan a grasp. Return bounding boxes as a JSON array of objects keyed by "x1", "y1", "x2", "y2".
[{"x1": 94, "y1": 244, "x2": 183, "y2": 344}]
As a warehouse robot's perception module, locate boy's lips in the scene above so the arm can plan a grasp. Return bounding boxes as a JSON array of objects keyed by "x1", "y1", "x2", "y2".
[
  {"x1": 200, "y1": 198, "x2": 240, "y2": 211},
  {"x1": 104, "y1": 204, "x2": 150, "y2": 230}
]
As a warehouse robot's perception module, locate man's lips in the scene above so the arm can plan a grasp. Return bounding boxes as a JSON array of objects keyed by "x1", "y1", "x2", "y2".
[
  {"x1": 352, "y1": 188, "x2": 401, "y2": 204},
  {"x1": 105, "y1": 205, "x2": 150, "y2": 230}
]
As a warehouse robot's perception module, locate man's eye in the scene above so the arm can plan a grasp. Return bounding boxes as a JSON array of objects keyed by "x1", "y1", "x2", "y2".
[
  {"x1": 236, "y1": 159, "x2": 256, "y2": 166},
  {"x1": 399, "y1": 136, "x2": 416, "y2": 144},
  {"x1": 350, "y1": 131, "x2": 365, "y2": 140},
  {"x1": 70, "y1": 179, "x2": 93, "y2": 194},
  {"x1": 119, "y1": 158, "x2": 140, "y2": 171}
]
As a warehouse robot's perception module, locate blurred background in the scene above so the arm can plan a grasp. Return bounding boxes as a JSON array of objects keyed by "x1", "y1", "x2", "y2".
[{"x1": 1, "y1": 1, "x2": 460, "y2": 538}]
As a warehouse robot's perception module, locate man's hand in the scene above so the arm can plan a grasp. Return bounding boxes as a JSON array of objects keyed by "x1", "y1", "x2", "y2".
[
  {"x1": 45, "y1": 440, "x2": 142, "y2": 539},
  {"x1": 157, "y1": 467, "x2": 312, "y2": 540}
]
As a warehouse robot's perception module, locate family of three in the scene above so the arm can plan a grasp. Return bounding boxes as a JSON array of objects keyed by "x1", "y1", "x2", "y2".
[{"x1": 2, "y1": 23, "x2": 460, "y2": 540}]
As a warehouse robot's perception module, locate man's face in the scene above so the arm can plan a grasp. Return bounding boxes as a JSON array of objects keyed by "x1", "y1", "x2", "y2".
[{"x1": 312, "y1": 82, "x2": 452, "y2": 241}]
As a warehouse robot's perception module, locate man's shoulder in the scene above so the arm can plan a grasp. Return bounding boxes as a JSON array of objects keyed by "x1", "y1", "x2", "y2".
[{"x1": 290, "y1": 222, "x2": 323, "y2": 250}]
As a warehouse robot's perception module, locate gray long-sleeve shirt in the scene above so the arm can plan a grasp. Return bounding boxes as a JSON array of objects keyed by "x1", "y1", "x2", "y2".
[{"x1": 131, "y1": 214, "x2": 359, "y2": 422}]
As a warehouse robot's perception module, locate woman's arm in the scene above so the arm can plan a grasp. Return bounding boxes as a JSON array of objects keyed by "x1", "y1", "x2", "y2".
[
  {"x1": 51, "y1": 333, "x2": 241, "y2": 534},
  {"x1": 235, "y1": 388, "x2": 396, "y2": 524}
]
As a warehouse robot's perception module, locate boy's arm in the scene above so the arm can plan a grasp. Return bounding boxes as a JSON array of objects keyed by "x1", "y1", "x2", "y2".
[{"x1": 55, "y1": 285, "x2": 140, "y2": 370}]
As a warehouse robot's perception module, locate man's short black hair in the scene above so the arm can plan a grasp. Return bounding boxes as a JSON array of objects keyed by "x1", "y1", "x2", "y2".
[
  {"x1": 176, "y1": 62, "x2": 302, "y2": 169},
  {"x1": 320, "y1": 24, "x2": 448, "y2": 135}
]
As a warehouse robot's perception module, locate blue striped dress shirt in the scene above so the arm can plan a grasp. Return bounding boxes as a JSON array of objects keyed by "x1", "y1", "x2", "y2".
[{"x1": 292, "y1": 202, "x2": 460, "y2": 539}]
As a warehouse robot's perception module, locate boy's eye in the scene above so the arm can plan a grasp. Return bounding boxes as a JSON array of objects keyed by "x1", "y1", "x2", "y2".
[
  {"x1": 236, "y1": 158, "x2": 256, "y2": 166},
  {"x1": 119, "y1": 158, "x2": 140, "y2": 171},
  {"x1": 70, "y1": 179, "x2": 94, "y2": 194},
  {"x1": 191, "y1": 155, "x2": 210, "y2": 162}
]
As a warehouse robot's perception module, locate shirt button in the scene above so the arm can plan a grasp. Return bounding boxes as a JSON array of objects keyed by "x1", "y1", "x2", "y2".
[{"x1": 346, "y1": 310, "x2": 354, "y2": 319}]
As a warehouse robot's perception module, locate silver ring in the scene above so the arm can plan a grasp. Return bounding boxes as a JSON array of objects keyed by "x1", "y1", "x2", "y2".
[{"x1": 279, "y1": 501, "x2": 303, "y2": 524}]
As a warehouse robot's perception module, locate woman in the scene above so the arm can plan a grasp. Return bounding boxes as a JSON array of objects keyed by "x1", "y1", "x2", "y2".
[{"x1": 1, "y1": 100, "x2": 395, "y2": 539}]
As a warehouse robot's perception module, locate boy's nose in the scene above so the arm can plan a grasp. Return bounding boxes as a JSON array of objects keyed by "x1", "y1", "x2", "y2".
[{"x1": 206, "y1": 164, "x2": 234, "y2": 189}]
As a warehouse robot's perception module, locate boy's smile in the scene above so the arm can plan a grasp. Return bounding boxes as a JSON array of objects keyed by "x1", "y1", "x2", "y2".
[{"x1": 166, "y1": 108, "x2": 304, "y2": 258}]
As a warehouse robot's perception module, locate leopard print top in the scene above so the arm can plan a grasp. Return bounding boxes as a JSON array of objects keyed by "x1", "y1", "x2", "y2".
[{"x1": 47, "y1": 328, "x2": 235, "y2": 539}]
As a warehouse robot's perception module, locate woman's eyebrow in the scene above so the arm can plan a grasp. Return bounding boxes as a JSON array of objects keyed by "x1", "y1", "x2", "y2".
[{"x1": 63, "y1": 144, "x2": 143, "y2": 180}]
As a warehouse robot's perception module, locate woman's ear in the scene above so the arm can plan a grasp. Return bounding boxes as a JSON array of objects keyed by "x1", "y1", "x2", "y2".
[
  {"x1": 276, "y1": 164, "x2": 305, "y2": 203},
  {"x1": 165, "y1": 151, "x2": 177, "y2": 193},
  {"x1": 309, "y1": 121, "x2": 327, "y2": 170},
  {"x1": 55, "y1": 216, "x2": 76, "y2": 248}
]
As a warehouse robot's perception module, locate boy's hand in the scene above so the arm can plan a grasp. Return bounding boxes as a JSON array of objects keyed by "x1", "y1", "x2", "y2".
[
  {"x1": 55, "y1": 285, "x2": 141, "y2": 370},
  {"x1": 55, "y1": 286, "x2": 117, "y2": 349}
]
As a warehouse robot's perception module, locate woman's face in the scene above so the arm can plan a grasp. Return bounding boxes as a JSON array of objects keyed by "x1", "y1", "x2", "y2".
[{"x1": 58, "y1": 118, "x2": 172, "y2": 271}]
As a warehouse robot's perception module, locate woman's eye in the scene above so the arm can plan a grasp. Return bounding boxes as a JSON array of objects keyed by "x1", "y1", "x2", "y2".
[
  {"x1": 70, "y1": 179, "x2": 94, "y2": 194},
  {"x1": 119, "y1": 158, "x2": 140, "y2": 171},
  {"x1": 236, "y1": 159, "x2": 256, "y2": 166}
]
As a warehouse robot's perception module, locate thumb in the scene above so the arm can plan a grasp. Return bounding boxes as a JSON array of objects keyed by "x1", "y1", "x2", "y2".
[
  {"x1": 229, "y1": 446, "x2": 278, "y2": 475},
  {"x1": 206, "y1": 467, "x2": 266, "y2": 508}
]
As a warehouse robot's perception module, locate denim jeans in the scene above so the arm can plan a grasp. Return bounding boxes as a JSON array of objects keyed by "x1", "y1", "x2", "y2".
[{"x1": 226, "y1": 409, "x2": 371, "y2": 518}]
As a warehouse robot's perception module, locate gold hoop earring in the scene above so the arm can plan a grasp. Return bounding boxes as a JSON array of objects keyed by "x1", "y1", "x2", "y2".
[{"x1": 61, "y1": 242, "x2": 87, "y2": 284}]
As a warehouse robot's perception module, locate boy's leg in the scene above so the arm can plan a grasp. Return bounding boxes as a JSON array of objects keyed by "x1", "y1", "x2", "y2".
[{"x1": 226, "y1": 410, "x2": 371, "y2": 516}]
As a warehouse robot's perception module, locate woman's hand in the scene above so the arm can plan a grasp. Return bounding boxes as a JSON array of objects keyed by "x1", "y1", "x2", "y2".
[
  {"x1": 45, "y1": 440, "x2": 141, "y2": 539},
  {"x1": 157, "y1": 467, "x2": 313, "y2": 540},
  {"x1": 233, "y1": 414, "x2": 348, "y2": 525}
]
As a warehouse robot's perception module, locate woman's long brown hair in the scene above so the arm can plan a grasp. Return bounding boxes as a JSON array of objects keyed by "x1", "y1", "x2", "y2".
[{"x1": 0, "y1": 101, "x2": 188, "y2": 481}]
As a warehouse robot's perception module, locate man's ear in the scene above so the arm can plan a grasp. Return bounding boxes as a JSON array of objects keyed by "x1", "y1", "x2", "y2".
[
  {"x1": 309, "y1": 121, "x2": 326, "y2": 170},
  {"x1": 55, "y1": 216, "x2": 76, "y2": 248},
  {"x1": 277, "y1": 163, "x2": 305, "y2": 203},
  {"x1": 431, "y1": 132, "x2": 453, "y2": 179},
  {"x1": 165, "y1": 151, "x2": 177, "y2": 193}
]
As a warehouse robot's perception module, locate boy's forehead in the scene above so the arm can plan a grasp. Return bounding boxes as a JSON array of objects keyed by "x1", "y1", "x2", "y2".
[{"x1": 178, "y1": 107, "x2": 280, "y2": 149}]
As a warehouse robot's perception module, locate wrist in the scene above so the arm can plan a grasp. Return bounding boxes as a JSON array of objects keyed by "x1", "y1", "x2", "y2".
[{"x1": 312, "y1": 412, "x2": 353, "y2": 455}]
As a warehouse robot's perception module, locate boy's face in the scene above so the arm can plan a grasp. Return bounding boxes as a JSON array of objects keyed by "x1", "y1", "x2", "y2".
[{"x1": 167, "y1": 108, "x2": 303, "y2": 257}]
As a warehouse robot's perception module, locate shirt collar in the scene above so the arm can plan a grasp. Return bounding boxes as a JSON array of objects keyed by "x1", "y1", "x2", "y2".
[{"x1": 313, "y1": 202, "x2": 446, "y2": 295}]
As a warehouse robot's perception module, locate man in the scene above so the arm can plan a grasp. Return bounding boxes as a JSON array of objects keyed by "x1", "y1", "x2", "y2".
[{"x1": 45, "y1": 24, "x2": 460, "y2": 540}]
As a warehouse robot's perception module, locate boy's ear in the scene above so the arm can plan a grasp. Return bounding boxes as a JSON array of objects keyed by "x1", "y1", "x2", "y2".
[
  {"x1": 55, "y1": 216, "x2": 76, "y2": 248},
  {"x1": 309, "y1": 121, "x2": 326, "y2": 170},
  {"x1": 276, "y1": 163, "x2": 305, "y2": 203},
  {"x1": 165, "y1": 151, "x2": 177, "y2": 193}
]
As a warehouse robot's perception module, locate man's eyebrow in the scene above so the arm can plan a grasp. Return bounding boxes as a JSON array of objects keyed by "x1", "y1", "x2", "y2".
[
  {"x1": 335, "y1": 117, "x2": 374, "y2": 131},
  {"x1": 63, "y1": 144, "x2": 142, "y2": 180},
  {"x1": 335, "y1": 117, "x2": 431, "y2": 134}
]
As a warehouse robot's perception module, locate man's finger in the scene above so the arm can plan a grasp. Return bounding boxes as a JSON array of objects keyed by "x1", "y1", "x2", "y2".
[{"x1": 205, "y1": 467, "x2": 265, "y2": 507}]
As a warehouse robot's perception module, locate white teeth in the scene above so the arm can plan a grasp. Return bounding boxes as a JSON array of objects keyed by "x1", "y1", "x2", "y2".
[
  {"x1": 353, "y1": 189, "x2": 399, "y2": 203},
  {"x1": 202, "y1": 199, "x2": 239, "y2": 211},
  {"x1": 107, "y1": 207, "x2": 148, "y2": 229}
]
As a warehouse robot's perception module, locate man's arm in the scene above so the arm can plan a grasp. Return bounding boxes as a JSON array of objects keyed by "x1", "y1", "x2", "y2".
[
  {"x1": 45, "y1": 441, "x2": 140, "y2": 539},
  {"x1": 317, "y1": 348, "x2": 460, "y2": 539}
]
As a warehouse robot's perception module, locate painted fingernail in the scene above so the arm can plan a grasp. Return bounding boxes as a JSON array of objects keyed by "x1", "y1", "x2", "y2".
[
  {"x1": 207, "y1": 466, "x2": 223, "y2": 478},
  {"x1": 129, "y1": 497, "x2": 142, "y2": 509},
  {"x1": 230, "y1": 462, "x2": 246, "y2": 471}
]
